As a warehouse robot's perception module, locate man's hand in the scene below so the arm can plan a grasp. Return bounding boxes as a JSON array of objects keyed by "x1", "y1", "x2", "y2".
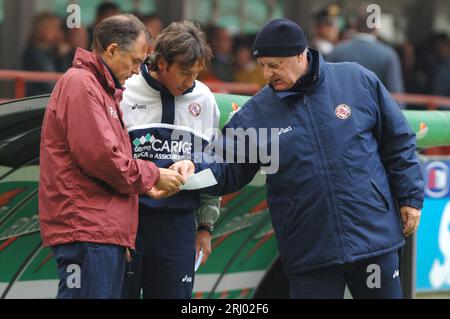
[
  {"x1": 400, "y1": 206, "x2": 421, "y2": 236},
  {"x1": 169, "y1": 160, "x2": 195, "y2": 180},
  {"x1": 125, "y1": 248, "x2": 132, "y2": 263},
  {"x1": 195, "y1": 229, "x2": 212, "y2": 265},
  {"x1": 147, "y1": 168, "x2": 185, "y2": 199}
]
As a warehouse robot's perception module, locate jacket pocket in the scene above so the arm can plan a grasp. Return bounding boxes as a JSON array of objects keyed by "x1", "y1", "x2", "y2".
[{"x1": 370, "y1": 180, "x2": 390, "y2": 210}]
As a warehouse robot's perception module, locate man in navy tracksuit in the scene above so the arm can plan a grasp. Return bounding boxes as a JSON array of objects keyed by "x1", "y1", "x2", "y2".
[{"x1": 176, "y1": 19, "x2": 424, "y2": 298}]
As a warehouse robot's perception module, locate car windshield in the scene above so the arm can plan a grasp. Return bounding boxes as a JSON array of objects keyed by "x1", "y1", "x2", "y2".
[{"x1": 0, "y1": 95, "x2": 48, "y2": 179}]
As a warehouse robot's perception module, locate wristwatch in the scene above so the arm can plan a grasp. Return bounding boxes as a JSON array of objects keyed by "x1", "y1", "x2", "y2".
[{"x1": 197, "y1": 223, "x2": 214, "y2": 235}]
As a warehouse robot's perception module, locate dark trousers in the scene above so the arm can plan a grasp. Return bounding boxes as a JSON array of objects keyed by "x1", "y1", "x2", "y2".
[
  {"x1": 52, "y1": 242, "x2": 126, "y2": 299},
  {"x1": 122, "y1": 208, "x2": 196, "y2": 299},
  {"x1": 288, "y1": 251, "x2": 403, "y2": 299}
]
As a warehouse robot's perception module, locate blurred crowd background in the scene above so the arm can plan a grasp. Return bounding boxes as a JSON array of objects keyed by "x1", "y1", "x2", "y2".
[
  {"x1": 0, "y1": 0, "x2": 449, "y2": 299},
  {"x1": 0, "y1": 0, "x2": 449, "y2": 108}
]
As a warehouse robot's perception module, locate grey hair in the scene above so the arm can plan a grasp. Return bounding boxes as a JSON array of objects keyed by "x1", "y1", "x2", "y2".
[{"x1": 92, "y1": 14, "x2": 151, "y2": 53}]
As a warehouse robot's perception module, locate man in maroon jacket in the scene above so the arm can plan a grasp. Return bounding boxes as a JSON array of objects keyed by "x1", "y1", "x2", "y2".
[{"x1": 39, "y1": 14, "x2": 191, "y2": 299}]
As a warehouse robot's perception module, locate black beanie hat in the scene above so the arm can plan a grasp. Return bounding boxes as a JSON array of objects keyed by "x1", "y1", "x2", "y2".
[{"x1": 252, "y1": 18, "x2": 307, "y2": 58}]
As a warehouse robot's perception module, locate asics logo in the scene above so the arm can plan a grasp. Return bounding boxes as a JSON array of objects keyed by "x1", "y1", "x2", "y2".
[
  {"x1": 278, "y1": 126, "x2": 292, "y2": 136},
  {"x1": 181, "y1": 275, "x2": 192, "y2": 283},
  {"x1": 131, "y1": 103, "x2": 147, "y2": 110}
]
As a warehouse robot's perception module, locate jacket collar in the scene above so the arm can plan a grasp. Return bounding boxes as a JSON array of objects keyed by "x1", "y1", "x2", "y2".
[
  {"x1": 140, "y1": 63, "x2": 196, "y2": 96},
  {"x1": 351, "y1": 33, "x2": 377, "y2": 42},
  {"x1": 100, "y1": 58, "x2": 122, "y2": 89},
  {"x1": 273, "y1": 48, "x2": 324, "y2": 99},
  {"x1": 72, "y1": 48, "x2": 122, "y2": 96}
]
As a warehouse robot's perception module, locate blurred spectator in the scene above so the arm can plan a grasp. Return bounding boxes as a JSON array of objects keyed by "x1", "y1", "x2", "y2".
[
  {"x1": 22, "y1": 12, "x2": 68, "y2": 96},
  {"x1": 59, "y1": 26, "x2": 90, "y2": 70},
  {"x1": 339, "y1": 8, "x2": 358, "y2": 41},
  {"x1": 310, "y1": 4, "x2": 342, "y2": 59},
  {"x1": 233, "y1": 43, "x2": 266, "y2": 87},
  {"x1": 142, "y1": 13, "x2": 163, "y2": 40},
  {"x1": 203, "y1": 26, "x2": 234, "y2": 82},
  {"x1": 328, "y1": 6, "x2": 404, "y2": 95},
  {"x1": 413, "y1": 33, "x2": 450, "y2": 96},
  {"x1": 88, "y1": 2, "x2": 121, "y2": 47},
  {"x1": 432, "y1": 35, "x2": 450, "y2": 99},
  {"x1": 396, "y1": 42, "x2": 428, "y2": 98},
  {"x1": 418, "y1": 34, "x2": 450, "y2": 152},
  {"x1": 67, "y1": 26, "x2": 89, "y2": 51}
]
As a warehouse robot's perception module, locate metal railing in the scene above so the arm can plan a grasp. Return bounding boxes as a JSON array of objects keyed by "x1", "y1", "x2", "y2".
[
  {"x1": 1, "y1": 69, "x2": 450, "y2": 109},
  {"x1": 0, "y1": 70, "x2": 61, "y2": 100}
]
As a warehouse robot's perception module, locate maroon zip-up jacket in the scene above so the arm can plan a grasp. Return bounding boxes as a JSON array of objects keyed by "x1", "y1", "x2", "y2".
[{"x1": 39, "y1": 48, "x2": 160, "y2": 248}]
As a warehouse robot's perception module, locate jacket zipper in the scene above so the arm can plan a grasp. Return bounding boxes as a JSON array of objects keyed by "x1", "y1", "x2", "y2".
[{"x1": 303, "y1": 96, "x2": 349, "y2": 263}]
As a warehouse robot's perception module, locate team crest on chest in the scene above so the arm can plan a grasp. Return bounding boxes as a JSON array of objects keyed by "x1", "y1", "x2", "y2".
[
  {"x1": 335, "y1": 104, "x2": 351, "y2": 120},
  {"x1": 188, "y1": 102, "x2": 201, "y2": 117}
]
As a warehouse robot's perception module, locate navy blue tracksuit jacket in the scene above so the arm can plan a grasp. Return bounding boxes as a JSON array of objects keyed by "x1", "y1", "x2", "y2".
[{"x1": 197, "y1": 48, "x2": 424, "y2": 276}]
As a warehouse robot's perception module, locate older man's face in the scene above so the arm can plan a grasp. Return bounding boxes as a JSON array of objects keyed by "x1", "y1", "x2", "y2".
[
  {"x1": 257, "y1": 53, "x2": 306, "y2": 91},
  {"x1": 107, "y1": 33, "x2": 149, "y2": 85}
]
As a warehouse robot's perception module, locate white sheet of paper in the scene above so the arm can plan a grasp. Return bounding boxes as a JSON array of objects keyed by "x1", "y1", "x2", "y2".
[
  {"x1": 180, "y1": 169, "x2": 217, "y2": 190},
  {"x1": 195, "y1": 249, "x2": 203, "y2": 272}
]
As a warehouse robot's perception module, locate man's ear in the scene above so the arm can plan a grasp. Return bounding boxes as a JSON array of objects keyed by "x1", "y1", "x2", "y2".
[
  {"x1": 156, "y1": 58, "x2": 167, "y2": 70},
  {"x1": 156, "y1": 57, "x2": 168, "y2": 71},
  {"x1": 105, "y1": 43, "x2": 119, "y2": 58}
]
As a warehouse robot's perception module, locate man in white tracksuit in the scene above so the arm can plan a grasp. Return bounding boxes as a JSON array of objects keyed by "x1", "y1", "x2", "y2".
[{"x1": 120, "y1": 21, "x2": 221, "y2": 299}]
